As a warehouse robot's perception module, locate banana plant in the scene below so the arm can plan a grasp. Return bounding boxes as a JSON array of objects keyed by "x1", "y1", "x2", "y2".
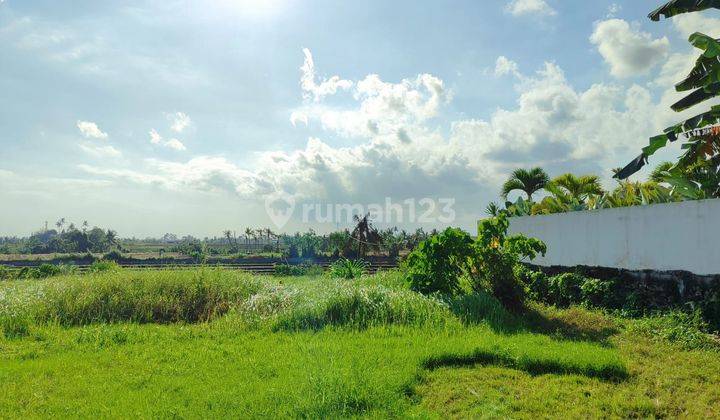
[{"x1": 616, "y1": 3, "x2": 720, "y2": 197}]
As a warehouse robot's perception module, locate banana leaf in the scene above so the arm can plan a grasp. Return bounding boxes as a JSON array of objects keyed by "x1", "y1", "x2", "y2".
[
  {"x1": 649, "y1": 0, "x2": 720, "y2": 21},
  {"x1": 675, "y1": 33, "x2": 720, "y2": 92},
  {"x1": 670, "y1": 81, "x2": 720, "y2": 112},
  {"x1": 615, "y1": 106, "x2": 720, "y2": 179}
]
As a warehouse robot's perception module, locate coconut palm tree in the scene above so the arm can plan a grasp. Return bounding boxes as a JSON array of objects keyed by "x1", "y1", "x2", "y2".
[
  {"x1": 501, "y1": 168, "x2": 549, "y2": 200},
  {"x1": 350, "y1": 214, "x2": 382, "y2": 258},
  {"x1": 548, "y1": 173, "x2": 604, "y2": 201}
]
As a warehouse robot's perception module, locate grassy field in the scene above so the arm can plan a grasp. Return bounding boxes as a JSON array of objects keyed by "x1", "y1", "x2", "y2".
[{"x1": 1, "y1": 269, "x2": 719, "y2": 418}]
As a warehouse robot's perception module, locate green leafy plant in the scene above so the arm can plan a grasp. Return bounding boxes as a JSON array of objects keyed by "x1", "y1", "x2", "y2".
[
  {"x1": 329, "y1": 259, "x2": 367, "y2": 280},
  {"x1": 89, "y1": 260, "x2": 121, "y2": 273},
  {"x1": 404, "y1": 228, "x2": 475, "y2": 295},
  {"x1": 472, "y1": 214, "x2": 547, "y2": 311}
]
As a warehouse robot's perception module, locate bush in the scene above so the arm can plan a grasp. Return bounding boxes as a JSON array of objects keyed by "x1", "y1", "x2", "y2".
[
  {"x1": 102, "y1": 250, "x2": 125, "y2": 262},
  {"x1": 472, "y1": 214, "x2": 546, "y2": 311},
  {"x1": 627, "y1": 310, "x2": 719, "y2": 351},
  {"x1": 273, "y1": 263, "x2": 324, "y2": 277},
  {"x1": 547, "y1": 273, "x2": 585, "y2": 307},
  {"x1": 329, "y1": 259, "x2": 367, "y2": 280},
  {"x1": 514, "y1": 265, "x2": 548, "y2": 301},
  {"x1": 89, "y1": 260, "x2": 121, "y2": 273},
  {"x1": 404, "y1": 228, "x2": 475, "y2": 295}
]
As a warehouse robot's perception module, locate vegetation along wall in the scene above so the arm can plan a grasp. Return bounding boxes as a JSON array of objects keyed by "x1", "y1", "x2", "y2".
[{"x1": 507, "y1": 198, "x2": 720, "y2": 275}]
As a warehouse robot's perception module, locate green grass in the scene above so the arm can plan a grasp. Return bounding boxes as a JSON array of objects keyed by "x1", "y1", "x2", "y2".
[{"x1": 1, "y1": 269, "x2": 719, "y2": 417}]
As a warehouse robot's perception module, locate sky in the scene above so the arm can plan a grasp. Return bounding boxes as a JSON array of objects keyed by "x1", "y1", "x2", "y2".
[{"x1": 1, "y1": 0, "x2": 720, "y2": 237}]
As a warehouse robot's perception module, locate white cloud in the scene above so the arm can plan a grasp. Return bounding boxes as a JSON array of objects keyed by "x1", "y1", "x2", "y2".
[
  {"x1": 505, "y1": 0, "x2": 556, "y2": 17},
  {"x1": 590, "y1": 19, "x2": 669, "y2": 78},
  {"x1": 168, "y1": 112, "x2": 191, "y2": 133},
  {"x1": 300, "y1": 48, "x2": 353, "y2": 101},
  {"x1": 495, "y1": 56, "x2": 521, "y2": 78},
  {"x1": 148, "y1": 129, "x2": 186, "y2": 151},
  {"x1": 77, "y1": 120, "x2": 108, "y2": 140},
  {"x1": 293, "y1": 70, "x2": 449, "y2": 138},
  {"x1": 149, "y1": 128, "x2": 163, "y2": 144},
  {"x1": 164, "y1": 138, "x2": 187, "y2": 151},
  {"x1": 290, "y1": 111, "x2": 308, "y2": 127},
  {"x1": 607, "y1": 3, "x2": 622, "y2": 18},
  {"x1": 81, "y1": 49, "x2": 689, "y2": 225},
  {"x1": 79, "y1": 143, "x2": 122, "y2": 158},
  {"x1": 672, "y1": 13, "x2": 720, "y2": 39}
]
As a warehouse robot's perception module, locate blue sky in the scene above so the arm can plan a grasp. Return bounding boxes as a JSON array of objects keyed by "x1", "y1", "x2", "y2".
[{"x1": 1, "y1": 0, "x2": 719, "y2": 237}]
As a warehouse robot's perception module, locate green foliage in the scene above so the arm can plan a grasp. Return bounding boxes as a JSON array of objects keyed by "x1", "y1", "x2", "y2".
[
  {"x1": 274, "y1": 285, "x2": 451, "y2": 331},
  {"x1": 34, "y1": 269, "x2": 261, "y2": 326},
  {"x1": 473, "y1": 214, "x2": 546, "y2": 311},
  {"x1": 0, "y1": 265, "x2": 15, "y2": 280},
  {"x1": 404, "y1": 228, "x2": 475, "y2": 295},
  {"x1": 274, "y1": 263, "x2": 324, "y2": 277},
  {"x1": 546, "y1": 273, "x2": 585, "y2": 307},
  {"x1": 501, "y1": 167, "x2": 549, "y2": 200},
  {"x1": 89, "y1": 260, "x2": 121, "y2": 273},
  {"x1": 328, "y1": 259, "x2": 367, "y2": 280},
  {"x1": 628, "y1": 310, "x2": 719, "y2": 351}
]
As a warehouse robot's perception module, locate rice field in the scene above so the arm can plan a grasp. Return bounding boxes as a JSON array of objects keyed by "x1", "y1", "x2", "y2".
[{"x1": 1, "y1": 268, "x2": 719, "y2": 418}]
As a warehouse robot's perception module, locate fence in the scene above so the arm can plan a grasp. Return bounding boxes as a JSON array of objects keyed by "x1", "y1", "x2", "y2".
[{"x1": 506, "y1": 199, "x2": 720, "y2": 275}]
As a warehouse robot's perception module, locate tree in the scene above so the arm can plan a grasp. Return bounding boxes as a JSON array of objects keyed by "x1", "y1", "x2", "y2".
[
  {"x1": 485, "y1": 202, "x2": 501, "y2": 217},
  {"x1": 548, "y1": 174, "x2": 604, "y2": 201},
  {"x1": 501, "y1": 168, "x2": 549, "y2": 200},
  {"x1": 616, "y1": 2, "x2": 720, "y2": 200},
  {"x1": 350, "y1": 213, "x2": 382, "y2": 258}
]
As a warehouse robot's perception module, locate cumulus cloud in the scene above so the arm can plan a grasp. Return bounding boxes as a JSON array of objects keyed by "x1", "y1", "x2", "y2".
[
  {"x1": 590, "y1": 19, "x2": 669, "y2": 78},
  {"x1": 81, "y1": 49, "x2": 686, "y2": 227},
  {"x1": 505, "y1": 0, "x2": 556, "y2": 17},
  {"x1": 77, "y1": 120, "x2": 108, "y2": 140},
  {"x1": 300, "y1": 48, "x2": 353, "y2": 101},
  {"x1": 148, "y1": 129, "x2": 186, "y2": 151},
  {"x1": 292, "y1": 56, "x2": 449, "y2": 139},
  {"x1": 168, "y1": 112, "x2": 191, "y2": 133}
]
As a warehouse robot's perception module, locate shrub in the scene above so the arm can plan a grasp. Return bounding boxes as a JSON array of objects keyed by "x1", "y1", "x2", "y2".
[
  {"x1": 547, "y1": 273, "x2": 585, "y2": 307},
  {"x1": 514, "y1": 265, "x2": 549, "y2": 301},
  {"x1": 329, "y1": 259, "x2": 367, "y2": 280},
  {"x1": 472, "y1": 214, "x2": 546, "y2": 311},
  {"x1": 580, "y1": 277, "x2": 621, "y2": 308},
  {"x1": 102, "y1": 250, "x2": 125, "y2": 262},
  {"x1": 628, "y1": 310, "x2": 719, "y2": 351},
  {"x1": 404, "y1": 228, "x2": 475, "y2": 295},
  {"x1": 89, "y1": 260, "x2": 121, "y2": 273},
  {"x1": 274, "y1": 263, "x2": 325, "y2": 277}
]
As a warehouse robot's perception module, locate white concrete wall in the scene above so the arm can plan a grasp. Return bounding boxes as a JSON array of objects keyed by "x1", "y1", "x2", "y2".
[{"x1": 507, "y1": 199, "x2": 720, "y2": 275}]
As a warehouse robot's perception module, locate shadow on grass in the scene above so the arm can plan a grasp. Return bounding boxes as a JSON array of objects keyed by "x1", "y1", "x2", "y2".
[
  {"x1": 448, "y1": 293, "x2": 619, "y2": 345},
  {"x1": 422, "y1": 349, "x2": 628, "y2": 382}
]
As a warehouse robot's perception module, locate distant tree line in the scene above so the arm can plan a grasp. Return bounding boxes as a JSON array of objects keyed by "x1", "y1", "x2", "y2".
[{"x1": 0, "y1": 219, "x2": 120, "y2": 254}]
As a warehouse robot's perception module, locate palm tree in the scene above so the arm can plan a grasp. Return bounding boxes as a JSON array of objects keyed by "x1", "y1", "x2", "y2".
[
  {"x1": 55, "y1": 218, "x2": 66, "y2": 233},
  {"x1": 501, "y1": 168, "x2": 549, "y2": 200},
  {"x1": 350, "y1": 214, "x2": 382, "y2": 258},
  {"x1": 485, "y1": 202, "x2": 500, "y2": 217},
  {"x1": 244, "y1": 228, "x2": 253, "y2": 252},
  {"x1": 548, "y1": 173, "x2": 604, "y2": 201},
  {"x1": 650, "y1": 162, "x2": 674, "y2": 183}
]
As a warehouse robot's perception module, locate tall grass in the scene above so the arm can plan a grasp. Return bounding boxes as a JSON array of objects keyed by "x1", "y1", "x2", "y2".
[
  {"x1": 0, "y1": 269, "x2": 262, "y2": 332},
  {"x1": 273, "y1": 284, "x2": 452, "y2": 331}
]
